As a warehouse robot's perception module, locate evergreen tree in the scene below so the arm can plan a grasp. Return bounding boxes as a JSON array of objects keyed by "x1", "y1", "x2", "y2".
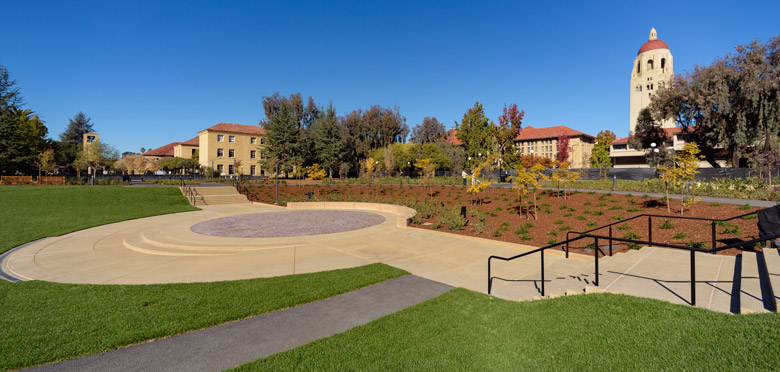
[
  {"x1": 456, "y1": 102, "x2": 493, "y2": 168},
  {"x1": 0, "y1": 66, "x2": 49, "y2": 175},
  {"x1": 629, "y1": 108, "x2": 672, "y2": 166},
  {"x1": 261, "y1": 101, "x2": 303, "y2": 174},
  {"x1": 60, "y1": 112, "x2": 95, "y2": 145},
  {"x1": 312, "y1": 103, "x2": 344, "y2": 178},
  {"x1": 410, "y1": 116, "x2": 445, "y2": 144}
]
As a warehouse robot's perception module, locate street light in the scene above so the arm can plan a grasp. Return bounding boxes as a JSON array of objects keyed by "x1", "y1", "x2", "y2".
[
  {"x1": 650, "y1": 142, "x2": 657, "y2": 167},
  {"x1": 529, "y1": 149, "x2": 534, "y2": 165}
]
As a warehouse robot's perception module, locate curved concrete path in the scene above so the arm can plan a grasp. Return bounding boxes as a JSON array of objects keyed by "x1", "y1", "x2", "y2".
[
  {"x1": 25, "y1": 275, "x2": 452, "y2": 372},
  {"x1": 2, "y1": 202, "x2": 552, "y2": 297}
]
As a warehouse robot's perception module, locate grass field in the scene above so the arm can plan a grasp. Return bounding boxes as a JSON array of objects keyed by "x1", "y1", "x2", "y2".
[
  {"x1": 233, "y1": 289, "x2": 780, "y2": 372},
  {"x1": 0, "y1": 186, "x2": 408, "y2": 369},
  {"x1": 0, "y1": 185, "x2": 198, "y2": 254}
]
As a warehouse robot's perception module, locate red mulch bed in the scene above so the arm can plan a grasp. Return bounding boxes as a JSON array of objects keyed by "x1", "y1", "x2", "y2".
[{"x1": 240, "y1": 183, "x2": 763, "y2": 257}]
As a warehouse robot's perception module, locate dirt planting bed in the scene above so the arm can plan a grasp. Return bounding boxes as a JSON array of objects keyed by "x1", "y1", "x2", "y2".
[{"x1": 240, "y1": 183, "x2": 763, "y2": 256}]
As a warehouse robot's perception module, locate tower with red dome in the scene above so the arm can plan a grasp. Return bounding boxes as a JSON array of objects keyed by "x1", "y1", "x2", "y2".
[{"x1": 629, "y1": 28, "x2": 674, "y2": 133}]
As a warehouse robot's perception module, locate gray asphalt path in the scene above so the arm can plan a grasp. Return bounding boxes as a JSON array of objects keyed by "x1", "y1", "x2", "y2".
[{"x1": 25, "y1": 275, "x2": 452, "y2": 372}]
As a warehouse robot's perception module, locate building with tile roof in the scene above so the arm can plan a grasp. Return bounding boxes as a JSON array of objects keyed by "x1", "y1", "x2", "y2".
[
  {"x1": 513, "y1": 126, "x2": 595, "y2": 168},
  {"x1": 141, "y1": 142, "x2": 181, "y2": 160},
  {"x1": 197, "y1": 122, "x2": 267, "y2": 176}
]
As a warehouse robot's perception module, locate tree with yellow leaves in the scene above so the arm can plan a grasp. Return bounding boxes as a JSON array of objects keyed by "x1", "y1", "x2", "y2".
[
  {"x1": 467, "y1": 164, "x2": 491, "y2": 205},
  {"x1": 510, "y1": 166, "x2": 536, "y2": 219},
  {"x1": 415, "y1": 158, "x2": 437, "y2": 197},
  {"x1": 676, "y1": 142, "x2": 703, "y2": 215},
  {"x1": 655, "y1": 163, "x2": 677, "y2": 213}
]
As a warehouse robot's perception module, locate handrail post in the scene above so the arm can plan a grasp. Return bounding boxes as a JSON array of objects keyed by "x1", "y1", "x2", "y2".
[
  {"x1": 690, "y1": 250, "x2": 696, "y2": 306},
  {"x1": 541, "y1": 250, "x2": 545, "y2": 297},
  {"x1": 711, "y1": 221, "x2": 716, "y2": 251},
  {"x1": 609, "y1": 226, "x2": 613, "y2": 256},
  {"x1": 488, "y1": 258, "x2": 492, "y2": 295},
  {"x1": 648, "y1": 216, "x2": 652, "y2": 247},
  {"x1": 565, "y1": 233, "x2": 569, "y2": 258},
  {"x1": 594, "y1": 237, "x2": 599, "y2": 287}
]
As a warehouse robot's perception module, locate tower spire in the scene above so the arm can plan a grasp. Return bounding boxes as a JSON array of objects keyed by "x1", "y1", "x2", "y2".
[{"x1": 649, "y1": 27, "x2": 657, "y2": 41}]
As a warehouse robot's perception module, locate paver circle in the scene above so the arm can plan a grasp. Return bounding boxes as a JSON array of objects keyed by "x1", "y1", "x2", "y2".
[{"x1": 190, "y1": 210, "x2": 386, "y2": 238}]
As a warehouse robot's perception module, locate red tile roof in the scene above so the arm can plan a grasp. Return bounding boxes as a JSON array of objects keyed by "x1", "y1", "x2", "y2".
[
  {"x1": 180, "y1": 136, "x2": 199, "y2": 146},
  {"x1": 200, "y1": 122, "x2": 266, "y2": 135},
  {"x1": 513, "y1": 126, "x2": 594, "y2": 141},
  {"x1": 638, "y1": 39, "x2": 670, "y2": 55},
  {"x1": 444, "y1": 128, "x2": 462, "y2": 146},
  {"x1": 612, "y1": 128, "x2": 681, "y2": 145},
  {"x1": 612, "y1": 137, "x2": 629, "y2": 145},
  {"x1": 142, "y1": 142, "x2": 180, "y2": 157}
]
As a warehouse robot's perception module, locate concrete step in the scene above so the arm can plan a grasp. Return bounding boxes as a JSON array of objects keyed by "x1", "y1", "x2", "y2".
[
  {"x1": 122, "y1": 233, "x2": 297, "y2": 256},
  {"x1": 761, "y1": 248, "x2": 780, "y2": 309},
  {"x1": 491, "y1": 253, "x2": 597, "y2": 300},
  {"x1": 740, "y1": 251, "x2": 771, "y2": 314},
  {"x1": 192, "y1": 186, "x2": 240, "y2": 196}
]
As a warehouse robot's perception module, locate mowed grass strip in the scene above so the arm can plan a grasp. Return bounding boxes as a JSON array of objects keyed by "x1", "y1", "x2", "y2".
[
  {"x1": 0, "y1": 186, "x2": 409, "y2": 369},
  {"x1": 233, "y1": 289, "x2": 780, "y2": 372},
  {"x1": 0, "y1": 264, "x2": 407, "y2": 370},
  {"x1": 0, "y1": 185, "x2": 198, "y2": 254}
]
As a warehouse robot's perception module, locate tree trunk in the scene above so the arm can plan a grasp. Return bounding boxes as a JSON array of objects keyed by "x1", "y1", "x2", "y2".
[{"x1": 665, "y1": 181, "x2": 671, "y2": 213}]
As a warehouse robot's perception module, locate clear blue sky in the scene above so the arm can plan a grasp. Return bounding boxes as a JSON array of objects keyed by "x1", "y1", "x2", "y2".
[{"x1": 2, "y1": 0, "x2": 779, "y2": 154}]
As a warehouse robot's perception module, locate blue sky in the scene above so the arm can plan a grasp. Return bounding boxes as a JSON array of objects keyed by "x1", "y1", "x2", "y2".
[{"x1": 2, "y1": 0, "x2": 779, "y2": 153}]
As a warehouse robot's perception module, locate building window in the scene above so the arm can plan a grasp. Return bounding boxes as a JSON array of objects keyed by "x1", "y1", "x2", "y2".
[
  {"x1": 636, "y1": 61, "x2": 640, "y2": 74},
  {"x1": 647, "y1": 59, "x2": 654, "y2": 70},
  {"x1": 635, "y1": 85, "x2": 642, "y2": 92},
  {"x1": 613, "y1": 144, "x2": 627, "y2": 150},
  {"x1": 217, "y1": 134, "x2": 224, "y2": 142},
  {"x1": 250, "y1": 150, "x2": 256, "y2": 159},
  {"x1": 228, "y1": 135, "x2": 235, "y2": 143},
  {"x1": 250, "y1": 137, "x2": 256, "y2": 144},
  {"x1": 217, "y1": 164, "x2": 223, "y2": 173},
  {"x1": 260, "y1": 137, "x2": 265, "y2": 145},
  {"x1": 228, "y1": 165, "x2": 234, "y2": 175},
  {"x1": 250, "y1": 165, "x2": 256, "y2": 175},
  {"x1": 192, "y1": 149, "x2": 197, "y2": 156},
  {"x1": 217, "y1": 148, "x2": 224, "y2": 158},
  {"x1": 661, "y1": 58, "x2": 666, "y2": 70},
  {"x1": 228, "y1": 149, "x2": 235, "y2": 158}
]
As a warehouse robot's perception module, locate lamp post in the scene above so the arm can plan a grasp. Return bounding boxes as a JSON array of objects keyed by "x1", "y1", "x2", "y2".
[
  {"x1": 529, "y1": 149, "x2": 534, "y2": 166},
  {"x1": 650, "y1": 142, "x2": 657, "y2": 167},
  {"x1": 407, "y1": 161, "x2": 410, "y2": 185},
  {"x1": 274, "y1": 163, "x2": 279, "y2": 205}
]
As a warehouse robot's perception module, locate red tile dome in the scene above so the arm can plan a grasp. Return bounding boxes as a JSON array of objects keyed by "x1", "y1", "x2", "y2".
[{"x1": 638, "y1": 39, "x2": 669, "y2": 55}]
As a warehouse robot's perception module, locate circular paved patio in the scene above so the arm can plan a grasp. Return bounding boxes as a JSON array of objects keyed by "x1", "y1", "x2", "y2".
[{"x1": 190, "y1": 210, "x2": 386, "y2": 238}]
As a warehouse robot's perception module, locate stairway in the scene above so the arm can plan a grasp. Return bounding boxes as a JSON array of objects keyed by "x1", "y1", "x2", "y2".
[
  {"x1": 492, "y1": 246, "x2": 780, "y2": 314},
  {"x1": 181, "y1": 186, "x2": 249, "y2": 206}
]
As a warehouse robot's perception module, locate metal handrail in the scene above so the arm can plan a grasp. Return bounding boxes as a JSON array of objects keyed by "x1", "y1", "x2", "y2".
[{"x1": 488, "y1": 208, "x2": 778, "y2": 307}]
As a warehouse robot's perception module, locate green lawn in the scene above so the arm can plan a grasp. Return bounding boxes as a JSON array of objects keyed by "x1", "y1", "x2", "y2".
[
  {"x1": 233, "y1": 289, "x2": 780, "y2": 371},
  {"x1": 0, "y1": 185, "x2": 198, "y2": 254},
  {"x1": 0, "y1": 186, "x2": 408, "y2": 369}
]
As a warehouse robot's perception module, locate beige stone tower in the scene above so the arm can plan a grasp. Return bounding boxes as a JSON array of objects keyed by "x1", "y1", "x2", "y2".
[{"x1": 629, "y1": 28, "x2": 674, "y2": 133}]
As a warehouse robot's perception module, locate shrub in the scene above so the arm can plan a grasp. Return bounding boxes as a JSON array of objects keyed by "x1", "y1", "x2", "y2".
[
  {"x1": 624, "y1": 232, "x2": 641, "y2": 240},
  {"x1": 740, "y1": 203, "x2": 751, "y2": 210},
  {"x1": 563, "y1": 212, "x2": 573, "y2": 217},
  {"x1": 493, "y1": 230, "x2": 503, "y2": 237},
  {"x1": 709, "y1": 202, "x2": 722, "y2": 207},
  {"x1": 626, "y1": 207, "x2": 642, "y2": 212},
  {"x1": 547, "y1": 230, "x2": 558, "y2": 237},
  {"x1": 743, "y1": 214, "x2": 757, "y2": 220},
  {"x1": 576, "y1": 215, "x2": 587, "y2": 221},
  {"x1": 543, "y1": 208, "x2": 553, "y2": 214},
  {"x1": 673, "y1": 232, "x2": 688, "y2": 239},
  {"x1": 472, "y1": 221, "x2": 485, "y2": 234},
  {"x1": 612, "y1": 215, "x2": 623, "y2": 221},
  {"x1": 659, "y1": 220, "x2": 674, "y2": 229},
  {"x1": 514, "y1": 228, "x2": 529, "y2": 235},
  {"x1": 547, "y1": 238, "x2": 558, "y2": 245},
  {"x1": 583, "y1": 201, "x2": 592, "y2": 206},
  {"x1": 609, "y1": 205, "x2": 624, "y2": 210},
  {"x1": 554, "y1": 219, "x2": 564, "y2": 225},
  {"x1": 723, "y1": 225, "x2": 741, "y2": 235},
  {"x1": 586, "y1": 221, "x2": 597, "y2": 227},
  {"x1": 558, "y1": 225, "x2": 572, "y2": 232},
  {"x1": 616, "y1": 224, "x2": 630, "y2": 231},
  {"x1": 521, "y1": 235, "x2": 533, "y2": 241},
  {"x1": 688, "y1": 241, "x2": 707, "y2": 249},
  {"x1": 431, "y1": 222, "x2": 441, "y2": 229},
  {"x1": 440, "y1": 207, "x2": 468, "y2": 231}
]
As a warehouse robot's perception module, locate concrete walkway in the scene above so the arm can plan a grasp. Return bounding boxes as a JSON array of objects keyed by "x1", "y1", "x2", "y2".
[
  {"x1": 25, "y1": 275, "x2": 452, "y2": 372},
  {"x1": 1, "y1": 202, "x2": 544, "y2": 297}
]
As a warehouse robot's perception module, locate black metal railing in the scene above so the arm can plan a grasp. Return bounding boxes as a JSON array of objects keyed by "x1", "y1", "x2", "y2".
[
  {"x1": 488, "y1": 209, "x2": 780, "y2": 307},
  {"x1": 181, "y1": 184, "x2": 205, "y2": 205}
]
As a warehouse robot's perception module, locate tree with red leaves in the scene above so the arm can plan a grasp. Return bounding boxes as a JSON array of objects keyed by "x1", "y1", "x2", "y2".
[
  {"x1": 556, "y1": 134, "x2": 570, "y2": 165},
  {"x1": 496, "y1": 103, "x2": 525, "y2": 169}
]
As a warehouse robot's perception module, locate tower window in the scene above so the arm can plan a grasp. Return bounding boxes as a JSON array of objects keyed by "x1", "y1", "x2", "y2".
[
  {"x1": 661, "y1": 58, "x2": 666, "y2": 70},
  {"x1": 647, "y1": 59, "x2": 654, "y2": 70},
  {"x1": 637, "y1": 61, "x2": 641, "y2": 74}
]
